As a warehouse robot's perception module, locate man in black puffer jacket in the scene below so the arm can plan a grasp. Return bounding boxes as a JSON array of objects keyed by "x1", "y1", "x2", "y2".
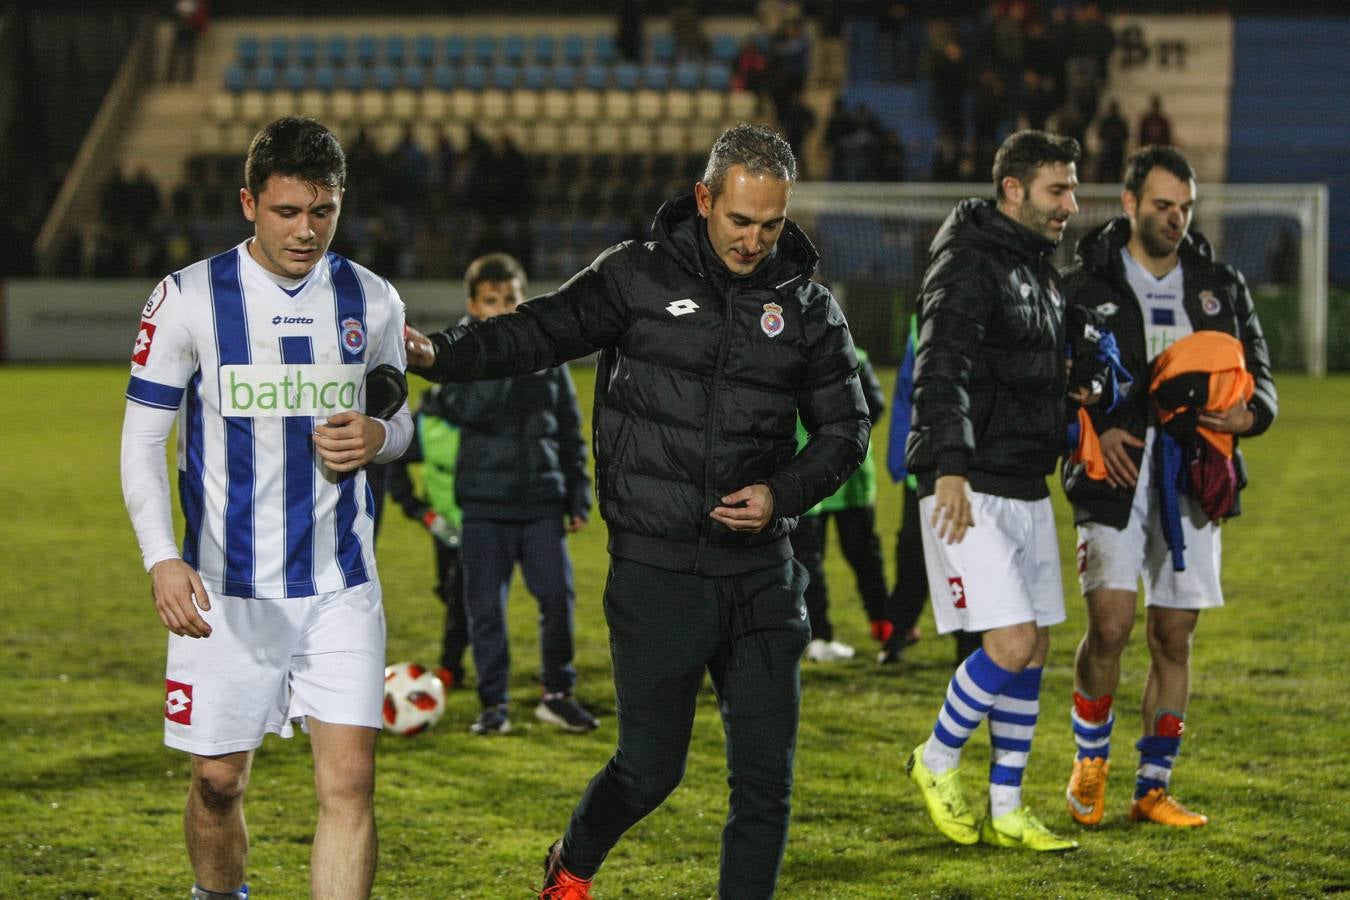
[
  {"x1": 1060, "y1": 147, "x2": 1276, "y2": 831},
  {"x1": 903, "y1": 130, "x2": 1089, "y2": 854},
  {"x1": 407, "y1": 124, "x2": 868, "y2": 899}
]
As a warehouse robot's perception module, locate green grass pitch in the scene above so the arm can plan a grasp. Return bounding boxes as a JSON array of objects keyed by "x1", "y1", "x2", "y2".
[{"x1": 1, "y1": 364, "x2": 1347, "y2": 898}]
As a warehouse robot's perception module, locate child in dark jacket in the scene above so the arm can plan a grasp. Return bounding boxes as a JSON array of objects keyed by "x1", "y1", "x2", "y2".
[{"x1": 441, "y1": 254, "x2": 597, "y2": 736}]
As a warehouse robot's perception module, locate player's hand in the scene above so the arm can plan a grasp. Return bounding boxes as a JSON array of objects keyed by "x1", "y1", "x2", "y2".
[
  {"x1": 1099, "y1": 427, "x2": 1145, "y2": 489},
  {"x1": 404, "y1": 326, "x2": 436, "y2": 370},
  {"x1": 711, "y1": 484, "x2": 775, "y2": 533},
  {"x1": 1197, "y1": 400, "x2": 1255, "y2": 435},
  {"x1": 151, "y1": 558, "x2": 212, "y2": 638},
  {"x1": 931, "y1": 475, "x2": 974, "y2": 545},
  {"x1": 313, "y1": 411, "x2": 385, "y2": 472},
  {"x1": 565, "y1": 514, "x2": 587, "y2": 533},
  {"x1": 1068, "y1": 382, "x2": 1103, "y2": 406}
]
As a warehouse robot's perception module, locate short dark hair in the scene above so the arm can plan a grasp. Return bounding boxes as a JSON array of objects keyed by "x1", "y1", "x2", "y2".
[
  {"x1": 701, "y1": 123, "x2": 797, "y2": 196},
  {"x1": 992, "y1": 130, "x2": 1082, "y2": 199},
  {"x1": 244, "y1": 117, "x2": 346, "y2": 199},
  {"x1": 464, "y1": 252, "x2": 526, "y2": 299},
  {"x1": 1123, "y1": 145, "x2": 1195, "y2": 198}
]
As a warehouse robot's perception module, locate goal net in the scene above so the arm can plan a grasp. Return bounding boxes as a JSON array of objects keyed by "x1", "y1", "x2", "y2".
[{"x1": 787, "y1": 182, "x2": 1329, "y2": 375}]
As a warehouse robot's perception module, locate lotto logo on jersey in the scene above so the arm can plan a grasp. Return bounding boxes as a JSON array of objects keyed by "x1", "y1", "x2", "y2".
[
  {"x1": 947, "y1": 577, "x2": 967, "y2": 609},
  {"x1": 220, "y1": 363, "x2": 364, "y2": 417},
  {"x1": 132, "y1": 321, "x2": 156, "y2": 366},
  {"x1": 165, "y1": 679, "x2": 193, "y2": 724}
]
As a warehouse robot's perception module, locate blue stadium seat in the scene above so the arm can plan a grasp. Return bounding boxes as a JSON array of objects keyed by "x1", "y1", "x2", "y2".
[
  {"x1": 490, "y1": 64, "x2": 517, "y2": 90},
  {"x1": 340, "y1": 64, "x2": 366, "y2": 91},
  {"x1": 313, "y1": 66, "x2": 337, "y2": 92},
  {"x1": 613, "y1": 62, "x2": 640, "y2": 90},
  {"x1": 561, "y1": 34, "x2": 586, "y2": 67},
  {"x1": 372, "y1": 64, "x2": 396, "y2": 91},
  {"x1": 702, "y1": 62, "x2": 730, "y2": 90},
  {"x1": 324, "y1": 35, "x2": 348, "y2": 68},
  {"x1": 472, "y1": 35, "x2": 497, "y2": 66},
  {"x1": 650, "y1": 33, "x2": 676, "y2": 64},
  {"x1": 414, "y1": 34, "x2": 436, "y2": 68},
  {"x1": 462, "y1": 65, "x2": 487, "y2": 91},
  {"x1": 295, "y1": 35, "x2": 319, "y2": 68},
  {"x1": 642, "y1": 64, "x2": 670, "y2": 90},
  {"x1": 673, "y1": 61, "x2": 701, "y2": 91},
  {"x1": 432, "y1": 63, "x2": 458, "y2": 91},
  {"x1": 355, "y1": 34, "x2": 378, "y2": 68},
  {"x1": 711, "y1": 34, "x2": 740, "y2": 64},
  {"x1": 224, "y1": 64, "x2": 248, "y2": 93},
  {"x1": 265, "y1": 36, "x2": 288, "y2": 69},
  {"x1": 444, "y1": 34, "x2": 466, "y2": 67},
  {"x1": 283, "y1": 66, "x2": 309, "y2": 92},
  {"x1": 254, "y1": 66, "x2": 278, "y2": 91},
  {"x1": 502, "y1": 34, "x2": 526, "y2": 66},
  {"x1": 236, "y1": 35, "x2": 260, "y2": 69},
  {"x1": 385, "y1": 35, "x2": 407, "y2": 67},
  {"x1": 402, "y1": 65, "x2": 426, "y2": 91},
  {"x1": 531, "y1": 35, "x2": 556, "y2": 66},
  {"x1": 594, "y1": 34, "x2": 617, "y2": 64},
  {"x1": 551, "y1": 64, "x2": 578, "y2": 90},
  {"x1": 522, "y1": 65, "x2": 548, "y2": 91},
  {"x1": 583, "y1": 64, "x2": 609, "y2": 91}
]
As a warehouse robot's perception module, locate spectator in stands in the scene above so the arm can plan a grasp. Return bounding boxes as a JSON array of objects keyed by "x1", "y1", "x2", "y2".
[
  {"x1": 126, "y1": 167, "x2": 163, "y2": 234},
  {"x1": 929, "y1": 40, "x2": 970, "y2": 140},
  {"x1": 776, "y1": 90, "x2": 817, "y2": 177},
  {"x1": 1138, "y1": 94, "x2": 1174, "y2": 147},
  {"x1": 388, "y1": 124, "x2": 430, "y2": 216},
  {"x1": 972, "y1": 66, "x2": 1009, "y2": 165},
  {"x1": 1015, "y1": 68, "x2": 1057, "y2": 132},
  {"x1": 732, "y1": 36, "x2": 769, "y2": 95},
  {"x1": 768, "y1": 14, "x2": 812, "y2": 105},
  {"x1": 616, "y1": 0, "x2": 644, "y2": 63},
  {"x1": 671, "y1": 1, "x2": 710, "y2": 59},
  {"x1": 875, "y1": 1, "x2": 923, "y2": 84},
  {"x1": 1094, "y1": 99, "x2": 1129, "y2": 182},
  {"x1": 166, "y1": 0, "x2": 208, "y2": 83},
  {"x1": 1075, "y1": 1, "x2": 1116, "y2": 82}
]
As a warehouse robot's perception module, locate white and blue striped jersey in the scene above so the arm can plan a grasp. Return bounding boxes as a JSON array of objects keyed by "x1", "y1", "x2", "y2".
[{"x1": 125, "y1": 242, "x2": 407, "y2": 599}]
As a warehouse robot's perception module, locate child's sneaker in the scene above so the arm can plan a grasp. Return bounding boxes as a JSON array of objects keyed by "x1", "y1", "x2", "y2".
[
  {"x1": 469, "y1": 704, "x2": 511, "y2": 735},
  {"x1": 535, "y1": 693, "x2": 599, "y2": 732}
]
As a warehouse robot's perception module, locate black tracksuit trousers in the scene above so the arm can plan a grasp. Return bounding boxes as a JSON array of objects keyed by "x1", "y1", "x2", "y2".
[{"x1": 561, "y1": 556, "x2": 811, "y2": 898}]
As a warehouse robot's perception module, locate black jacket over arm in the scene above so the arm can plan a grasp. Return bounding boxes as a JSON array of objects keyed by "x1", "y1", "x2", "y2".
[
  {"x1": 416, "y1": 195, "x2": 869, "y2": 575},
  {"x1": 904, "y1": 198, "x2": 1072, "y2": 501},
  {"x1": 1059, "y1": 216, "x2": 1277, "y2": 527}
]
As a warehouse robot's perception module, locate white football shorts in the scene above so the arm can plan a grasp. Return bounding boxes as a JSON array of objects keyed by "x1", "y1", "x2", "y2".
[
  {"x1": 163, "y1": 579, "x2": 386, "y2": 755},
  {"x1": 918, "y1": 491, "x2": 1066, "y2": 635},
  {"x1": 1075, "y1": 427, "x2": 1224, "y2": 610}
]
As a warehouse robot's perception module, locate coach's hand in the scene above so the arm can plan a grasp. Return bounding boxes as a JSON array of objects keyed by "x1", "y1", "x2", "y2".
[
  {"x1": 314, "y1": 411, "x2": 385, "y2": 472},
  {"x1": 932, "y1": 475, "x2": 974, "y2": 544},
  {"x1": 404, "y1": 325, "x2": 436, "y2": 370},
  {"x1": 711, "y1": 484, "x2": 775, "y2": 533},
  {"x1": 1099, "y1": 427, "x2": 1145, "y2": 489},
  {"x1": 151, "y1": 559, "x2": 212, "y2": 638}
]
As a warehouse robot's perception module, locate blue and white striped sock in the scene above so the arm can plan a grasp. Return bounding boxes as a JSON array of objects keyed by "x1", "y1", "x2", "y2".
[
  {"x1": 1071, "y1": 690, "x2": 1115, "y2": 761},
  {"x1": 922, "y1": 648, "x2": 1018, "y2": 775},
  {"x1": 989, "y1": 666, "x2": 1043, "y2": 819},
  {"x1": 1135, "y1": 710, "x2": 1185, "y2": 799}
]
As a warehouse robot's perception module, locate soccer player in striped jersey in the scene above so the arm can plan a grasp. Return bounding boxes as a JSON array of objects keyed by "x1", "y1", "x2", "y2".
[{"x1": 120, "y1": 117, "x2": 412, "y2": 900}]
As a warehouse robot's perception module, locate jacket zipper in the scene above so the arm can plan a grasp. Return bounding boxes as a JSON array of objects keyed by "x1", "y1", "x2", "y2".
[{"x1": 695, "y1": 283, "x2": 737, "y2": 574}]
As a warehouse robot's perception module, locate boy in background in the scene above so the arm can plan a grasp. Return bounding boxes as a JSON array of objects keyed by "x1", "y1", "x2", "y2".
[{"x1": 441, "y1": 253, "x2": 597, "y2": 736}]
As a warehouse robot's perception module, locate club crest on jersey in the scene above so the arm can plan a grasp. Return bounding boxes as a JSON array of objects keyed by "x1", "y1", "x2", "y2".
[
  {"x1": 142, "y1": 279, "x2": 168, "y2": 319},
  {"x1": 760, "y1": 302, "x2": 785, "y2": 338},
  {"x1": 1200, "y1": 290, "x2": 1222, "y2": 315},
  {"x1": 132, "y1": 321, "x2": 156, "y2": 366},
  {"x1": 341, "y1": 317, "x2": 366, "y2": 354}
]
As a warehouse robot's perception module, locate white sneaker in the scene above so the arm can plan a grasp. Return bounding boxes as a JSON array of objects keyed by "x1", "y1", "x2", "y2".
[{"x1": 805, "y1": 638, "x2": 856, "y2": 662}]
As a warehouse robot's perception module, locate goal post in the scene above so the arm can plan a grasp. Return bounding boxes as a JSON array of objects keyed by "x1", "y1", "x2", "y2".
[{"x1": 788, "y1": 182, "x2": 1329, "y2": 375}]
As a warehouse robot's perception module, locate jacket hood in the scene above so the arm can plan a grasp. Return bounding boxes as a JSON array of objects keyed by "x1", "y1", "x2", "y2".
[
  {"x1": 929, "y1": 197, "x2": 1059, "y2": 263},
  {"x1": 1073, "y1": 215, "x2": 1215, "y2": 276},
  {"x1": 651, "y1": 193, "x2": 821, "y2": 291}
]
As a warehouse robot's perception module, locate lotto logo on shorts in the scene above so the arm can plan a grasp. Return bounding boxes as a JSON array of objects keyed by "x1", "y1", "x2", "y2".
[
  {"x1": 165, "y1": 679, "x2": 193, "y2": 725},
  {"x1": 947, "y1": 577, "x2": 967, "y2": 609},
  {"x1": 1076, "y1": 540, "x2": 1088, "y2": 576}
]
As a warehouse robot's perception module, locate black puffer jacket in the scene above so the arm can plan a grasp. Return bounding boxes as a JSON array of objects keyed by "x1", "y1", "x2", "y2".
[
  {"x1": 419, "y1": 195, "x2": 869, "y2": 575},
  {"x1": 429, "y1": 321, "x2": 591, "y2": 523},
  {"x1": 1060, "y1": 216, "x2": 1278, "y2": 527},
  {"x1": 904, "y1": 198, "x2": 1071, "y2": 501}
]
